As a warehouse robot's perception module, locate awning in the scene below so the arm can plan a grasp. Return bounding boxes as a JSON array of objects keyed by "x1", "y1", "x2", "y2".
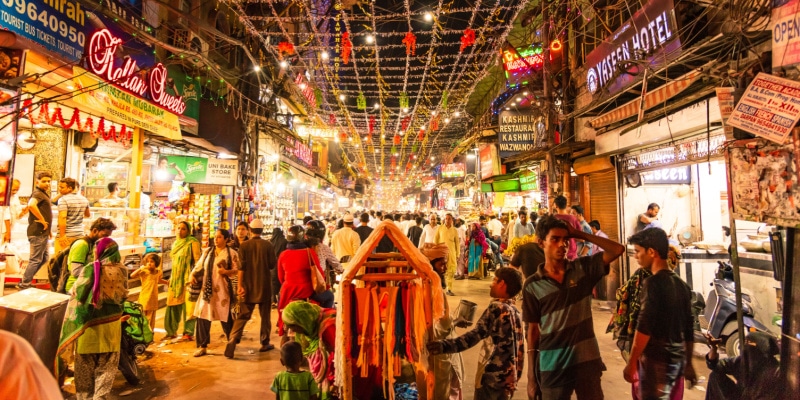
[
  {"x1": 588, "y1": 68, "x2": 704, "y2": 129},
  {"x1": 182, "y1": 136, "x2": 237, "y2": 156}
]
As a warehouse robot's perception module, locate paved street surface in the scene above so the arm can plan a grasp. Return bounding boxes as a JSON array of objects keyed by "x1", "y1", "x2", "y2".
[{"x1": 61, "y1": 276, "x2": 712, "y2": 399}]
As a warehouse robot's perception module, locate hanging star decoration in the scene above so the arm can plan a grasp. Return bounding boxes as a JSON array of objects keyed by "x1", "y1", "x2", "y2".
[
  {"x1": 277, "y1": 41, "x2": 295, "y2": 56},
  {"x1": 430, "y1": 116, "x2": 439, "y2": 131},
  {"x1": 357, "y1": 92, "x2": 366, "y2": 110},
  {"x1": 401, "y1": 116, "x2": 410, "y2": 131},
  {"x1": 402, "y1": 31, "x2": 417, "y2": 56},
  {"x1": 393, "y1": 134, "x2": 401, "y2": 145},
  {"x1": 460, "y1": 28, "x2": 475, "y2": 52},
  {"x1": 441, "y1": 91, "x2": 448, "y2": 108},
  {"x1": 329, "y1": 113, "x2": 337, "y2": 125},
  {"x1": 399, "y1": 92, "x2": 409, "y2": 109},
  {"x1": 342, "y1": 32, "x2": 353, "y2": 65},
  {"x1": 418, "y1": 129, "x2": 424, "y2": 141},
  {"x1": 314, "y1": 89, "x2": 323, "y2": 107}
]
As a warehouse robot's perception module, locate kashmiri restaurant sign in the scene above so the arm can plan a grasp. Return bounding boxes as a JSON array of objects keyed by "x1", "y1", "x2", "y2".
[
  {"x1": 71, "y1": 29, "x2": 184, "y2": 139},
  {"x1": 584, "y1": 0, "x2": 681, "y2": 96},
  {"x1": 498, "y1": 110, "x2": 542, "y2": 157}
]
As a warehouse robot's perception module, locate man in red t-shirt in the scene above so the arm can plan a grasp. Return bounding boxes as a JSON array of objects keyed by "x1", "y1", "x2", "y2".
[{"x1": 553, "y1": 195, "x2": 583, "y2": 260}]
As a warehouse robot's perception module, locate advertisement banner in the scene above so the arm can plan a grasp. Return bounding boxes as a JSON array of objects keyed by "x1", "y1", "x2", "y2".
[
  {"x1": 168, "y1": 66, "x2": 200, "y2": 123},
  {"x1": 715, "y1": 87, "x2": 736, "y2": 139},
  {"x1": 0, "y1": 0, "x2": 155, "y2": 64},
  {"x1": 519, "y1": 170, "x2": 539, "y2": 191},
  {"x1": 726, "y1": 72, "x2": 800, "y2": 144},
  {"x1": 442, "y1": 163, "x2": 465, "y2": 178},
  {"x1": 480, "y1": 144, "x2": 501, "y2": 180},
  {"x1": 155, "y1": 156, "x2": 236, "y2": 185},
  {"x1": 0, "y1": 0, "x2": 88, "y2": 62},
  {"x1": 772, "y1": 0, "x2": 800, "y2": 68},
  {"x1": 72, "y1": 66, "x2": 182, "y2": 139}
]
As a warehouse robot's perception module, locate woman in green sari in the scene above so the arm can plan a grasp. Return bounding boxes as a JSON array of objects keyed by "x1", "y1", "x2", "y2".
[
  {"x1": 165, "y1": 221, "x2": 201, "y2": 340},
  {"x1": 57, "y1": 237, "x2": 127, "y2": 399}
]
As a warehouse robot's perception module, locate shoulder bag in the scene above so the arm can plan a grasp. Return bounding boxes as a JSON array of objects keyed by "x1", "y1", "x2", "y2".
[{"x1": 308, "y1": 249, "x2": 326, "y2": 294}]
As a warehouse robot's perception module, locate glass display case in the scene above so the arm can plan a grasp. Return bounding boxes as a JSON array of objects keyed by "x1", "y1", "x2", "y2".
[{"x1": 84, "y1": 162, "x2": 130, "y2": 206}]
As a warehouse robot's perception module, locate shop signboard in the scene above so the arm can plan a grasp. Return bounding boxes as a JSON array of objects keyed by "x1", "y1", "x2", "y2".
[
  {"x1": 498, "y1": 110, "x2": 543, "y2": 157},
  {"x1": 168, "y1": 66, "x2": 200, "y2": 123},
  {"x1": 441, "y1": 163, "x2": 465, "y2": 178},
  {"x1": 156, "y1": 155, "x2": 237, "y2": 185},
  {"x1": 772, "y1": 0, "x2": 800, "y2": 68},
  {"x1": 0, "y1": 0, "x2": 155, "y2": 64},
  {"x1": 0, "y1": 0, "x2": 88, "y2": 62},
  {"x1": 716, "y1": 87, "x2": 736, "y2": 139},
  {"x1": 640, "y1": 166, "x2": 690, "y2": 184},
  {"x1": 501, "y1": 43, "x2": 545, "y2": 88},
  {"x1": 726, "y1": 72, "x2": 800, "y2": 144},
  {"x1": 519, "y1": 170, "x2": 539, "y2": 191},
  {"x1": 584, "y1": 0, "x2": 680, "y2": 97},
  {"x1": 480, "y1": 144, "x2": 501, "y2": 180},
  {"x1": 72, "y1": 66, "x2": 182, "y2": 140},
  {"x1": 284, "y1": 135, "x2": 313, "y2": 166}
]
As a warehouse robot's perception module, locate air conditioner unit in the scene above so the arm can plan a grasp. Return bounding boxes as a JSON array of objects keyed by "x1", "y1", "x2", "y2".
[{"x1": 173, "y1": 29, "x2": 209, "y2": 65}]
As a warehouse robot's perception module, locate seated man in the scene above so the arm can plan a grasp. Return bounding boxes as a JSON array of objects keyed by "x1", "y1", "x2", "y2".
[{"x1": 705, "y1": 331, "x2": 782, "y2": 400}]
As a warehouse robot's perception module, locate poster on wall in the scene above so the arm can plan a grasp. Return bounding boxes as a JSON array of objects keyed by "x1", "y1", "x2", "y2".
[
  {"x1": 726, "y1": 72, "x2": 800, "y2": 144},
  {"x1": 480, "y1": 144, "x2": 501, "y2": 180},
  {"x1": 727, "y1": 134, "x2": 800, "y2": 226},
  {"x1": 715, "y1": 87, "x2": 736, "y2": 140}
]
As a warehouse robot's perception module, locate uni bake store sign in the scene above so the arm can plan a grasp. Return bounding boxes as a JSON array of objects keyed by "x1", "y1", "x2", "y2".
[
  {"x1": 86, "y1": 29, "x2": 186, "y2": 115},
  {"x1": 585, "y1": 0, "x2": 681, "y2": 97}
]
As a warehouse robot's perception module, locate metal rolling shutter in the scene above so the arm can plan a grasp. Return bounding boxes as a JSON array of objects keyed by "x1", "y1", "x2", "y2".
[
  {"x1": 588, "y1": 170, "x2": 619, "y2": 301},
  {"x1": 588, "y1": 170, "x2": 619, "y2": 243}
]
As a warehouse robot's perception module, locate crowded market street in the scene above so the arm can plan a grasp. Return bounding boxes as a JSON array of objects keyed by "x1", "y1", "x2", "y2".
[{"x1": 54, "y1": 277, "x2": 712, "y2": 400}]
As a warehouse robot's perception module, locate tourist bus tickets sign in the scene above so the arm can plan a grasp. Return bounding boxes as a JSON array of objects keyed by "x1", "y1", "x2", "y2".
[
  {"x1": 498, "y1": 109, "x2": 542, "y2": 157},
  {"x1": 0, "y1": 0, "x2": 87, "y2": 62},
  {"x1": 726, "y1": 72, "x2": 800, "y2": 145}
]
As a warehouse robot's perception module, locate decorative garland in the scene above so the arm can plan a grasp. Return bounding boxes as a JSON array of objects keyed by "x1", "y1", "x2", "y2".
[{"x1": 21, "y1": 99, "x2": 132, "y2": 146}]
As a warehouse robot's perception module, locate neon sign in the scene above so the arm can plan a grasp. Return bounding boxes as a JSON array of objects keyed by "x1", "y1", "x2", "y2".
[
  {"x1": 86, "y1": 29, "x2": 187, "y2": 115},
  {"x1": 502, "y1": 44, "x2": 544, "y2": 75}
]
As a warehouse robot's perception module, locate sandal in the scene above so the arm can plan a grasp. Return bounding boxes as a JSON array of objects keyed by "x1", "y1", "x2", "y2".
[{"x1": 193, "y1": 347, "x2": 207, "y2": 357}]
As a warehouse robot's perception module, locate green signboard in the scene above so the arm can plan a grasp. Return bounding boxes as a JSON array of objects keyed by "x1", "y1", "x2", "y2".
[
  {"x1": 519, "y1": 171, "x2": 539, "y2": 191},
  {"x1": 168, "y1": 66, "x2": 200, "y2": 122},
  {"x1": 492, "y1": 179, "x2": 521, "y2": 193}
]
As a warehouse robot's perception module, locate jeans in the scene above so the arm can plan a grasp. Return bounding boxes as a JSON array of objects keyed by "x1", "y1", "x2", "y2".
[
  {"x1": 638, "y1": 356, "x2": 684, "y2": 400},
  {"x1": 228, "y1": 302, "x2": 271, "y2": 346},
  {"x1": 195, "y1": 314, "x2": 233, "y2": 348},
  {"x1": 22, "y1": 235, "x2": 49, "y2": 285}
]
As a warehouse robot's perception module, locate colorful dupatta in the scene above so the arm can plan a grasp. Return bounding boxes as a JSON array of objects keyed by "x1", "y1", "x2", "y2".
[
  {"x1": 283, "y1": 300, "x2": 336, "y2": 393},
  {"x1": 169, "y1": 235, "x2": 199, "y2": 301},
  {"x1": 56, "y1": 238, "x2": 124, "y2": 372}
]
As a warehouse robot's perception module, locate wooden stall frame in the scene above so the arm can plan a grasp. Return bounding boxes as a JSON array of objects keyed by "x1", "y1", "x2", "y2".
[{"x1": 338, "y1": 221, "x2": 444, "y2": 400}]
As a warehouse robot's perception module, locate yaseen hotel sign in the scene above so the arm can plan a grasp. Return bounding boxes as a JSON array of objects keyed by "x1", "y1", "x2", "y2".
[{"x1": 585, "y1": 0, "x2": 681, "y2": 97}]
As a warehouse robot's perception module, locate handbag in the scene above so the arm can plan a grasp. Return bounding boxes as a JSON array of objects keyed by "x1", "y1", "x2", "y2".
[
  {"x1": 308, "y1": 249, "x2": 326, "y2": 294},
  {"x1": 187, "y1": 250, "x2": 204, "y2": 302}
]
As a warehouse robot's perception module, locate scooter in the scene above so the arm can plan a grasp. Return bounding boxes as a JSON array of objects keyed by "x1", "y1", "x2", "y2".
[{"x1": 695, "y1": 261, "x2": 772, "y2": 357}]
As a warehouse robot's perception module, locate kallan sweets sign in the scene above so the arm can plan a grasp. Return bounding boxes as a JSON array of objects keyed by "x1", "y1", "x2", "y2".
[{"x1": 86, "y1": 29, "x2": 187, "y2": 115}]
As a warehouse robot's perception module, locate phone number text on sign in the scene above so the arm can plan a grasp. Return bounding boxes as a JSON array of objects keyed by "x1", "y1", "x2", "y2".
[
  {"x1": 727, "y1": 72, "x2": 800, "y2": 144},
  {"x1": 0, "y1": 0, "x2": 86, "y2": 62}
]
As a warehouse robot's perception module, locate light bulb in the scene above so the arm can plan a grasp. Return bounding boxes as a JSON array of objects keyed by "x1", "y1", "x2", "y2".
[
  {"x1": 279, "y1": 60, "x2": 288, "y2": 69},
  {"x1": 424, "y1": 12, "x2": 433, "y2": 21},
  {"x1": 321, "y1": 51, "x2": 329, "y2": 60}
]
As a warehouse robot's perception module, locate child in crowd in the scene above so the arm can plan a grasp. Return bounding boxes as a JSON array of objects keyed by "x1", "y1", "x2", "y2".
[
  {"x1": 271, "y1": 341, "x2": 319, "y2": 400},
  {"x1": 130, "y1": 253, "x2": 167, "y2": 330},
  {"x1": 427, "y1": 267, "x2": 525, "y2": 400}
]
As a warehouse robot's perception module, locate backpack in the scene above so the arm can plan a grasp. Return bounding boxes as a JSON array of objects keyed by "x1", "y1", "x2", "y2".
[{"x1": 47, "y1": 237, "x2": 92, "y2": 294}]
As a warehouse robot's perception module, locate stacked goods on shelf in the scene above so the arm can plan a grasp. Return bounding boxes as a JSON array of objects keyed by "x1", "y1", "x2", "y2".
[{"x1": 185, "y1": 194, "x2": 226, "y2": 247}]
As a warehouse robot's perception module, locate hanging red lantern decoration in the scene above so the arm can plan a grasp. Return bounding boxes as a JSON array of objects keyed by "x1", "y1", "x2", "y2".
[
  {"x1": 418, "y1": 130, "x2": 424, "y2": 141},
  {"x1": 278, "y1": 41, "x2": 295, "y2": 56},
  {"x1": 339, "y1": 132, "x2": 348, "y2": 142},
  {"x1": 460, "y1": 28, "x2": 475, "y2": 52},
  {"x1": 22, "y1": 99, "x2": 132, "y2": 146},
  {"x1": 393, "y1": 134, "x2": 401, "y2": 145},
  {"x1": 402, "y1": 31, "x2": 417, "y2": 56},
  {"x1": 430, "y1": 116, "x2": 439, "y2": 131},
  {"x1": 329, "y1": 113, "x2": 337, "y2": 125},
  {"x1": 369, "y1": 115, "x2": 376, "y2": 135},
  {"x1": 342, "y1": 32, "x2": 353, "y2": 65},
  {"x1": 401, "y1": 116, "x2": 410, "y2": 131}
]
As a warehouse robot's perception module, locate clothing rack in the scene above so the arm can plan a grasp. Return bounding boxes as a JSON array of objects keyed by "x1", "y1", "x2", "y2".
[{"x1": 336, "y1": 222, "x2": 445, "y2": 400}]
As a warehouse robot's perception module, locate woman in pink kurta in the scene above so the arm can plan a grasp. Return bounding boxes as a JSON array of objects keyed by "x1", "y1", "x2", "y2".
[{"x1": 191, "y1": 229, "x2": 239, "y2": 357}]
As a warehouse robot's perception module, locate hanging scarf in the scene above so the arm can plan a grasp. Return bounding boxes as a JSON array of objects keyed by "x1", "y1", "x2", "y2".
[
  {"x1": 56, "y1": 237, "x2": 123, "y2": 373},
  {"x1": 169, "y1": 235, "x2": 198, "y2": 300},
  {"x1": 201, "y1": 247, "x2": 232, "y2": 302}
]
